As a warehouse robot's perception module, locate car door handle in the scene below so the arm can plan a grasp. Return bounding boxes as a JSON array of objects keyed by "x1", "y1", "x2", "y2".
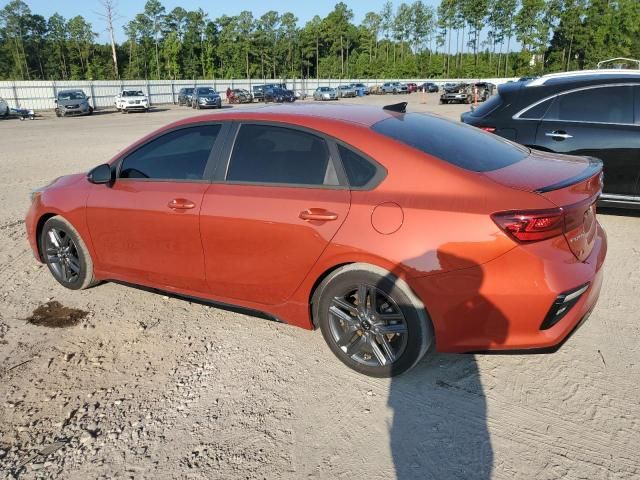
[
  {"x1": 168, "y1": 198, "x2": 196, "y2": 210},
  {"x1": 545, "y1": 130, "x2": 573, "y2": 140},
  {"x1": 299, "y1": 209, "x2": 339, "y2": 222}
]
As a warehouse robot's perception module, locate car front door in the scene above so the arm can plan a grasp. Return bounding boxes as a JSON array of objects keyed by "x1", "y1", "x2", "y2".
[
  {"x1": 200, "y1": 122, "x2": 350, "y2": 306},
  {"x1": 533, "y1": 84, "x2": 640, "y2": 196},
  {"x1": 86, "y1": 123, "x2": 228, "y2": 292}
]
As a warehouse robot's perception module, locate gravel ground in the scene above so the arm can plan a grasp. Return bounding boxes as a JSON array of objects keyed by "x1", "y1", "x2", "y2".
[{"x1": 1, "y1": 94, "x2": 639, "y2": 480}]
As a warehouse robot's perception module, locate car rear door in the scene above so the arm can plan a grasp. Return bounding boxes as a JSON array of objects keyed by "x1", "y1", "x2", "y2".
[
  {"x1": 533, "y1": 84, "x2": 640, "y2": 197},
  {"x1": 199, "y1": 122, "x2": 350, "y2": 306},
  {"x1": 86, "y1": 123, "x2": 228, "y2": 292}
]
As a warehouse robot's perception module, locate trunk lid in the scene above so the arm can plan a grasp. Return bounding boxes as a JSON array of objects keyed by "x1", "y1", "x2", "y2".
[{"x1": 485, "y1": 149, "x2": 603, "y2": 262}]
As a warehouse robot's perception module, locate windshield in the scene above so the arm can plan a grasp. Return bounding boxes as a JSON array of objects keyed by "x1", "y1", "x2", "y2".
[
  {"x1": 123, "y1": 90, "x2": 143, "y2": 97},
  {"x1": 58, "y1": 91, "x2": 85, "y2": 100},
  {"x1": 319, "y1": 87, "x2": 330, "y2": 92},
  {"x1": 197, "y1": 88, "x2": 217, "y2": 95}
]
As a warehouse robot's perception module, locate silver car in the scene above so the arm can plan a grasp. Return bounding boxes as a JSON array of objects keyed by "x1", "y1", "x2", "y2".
[
  {"x1": 313, "y1": 87, "x2": 338, "y2": 101},
  {"x1": 381, "y1": 82, "x2": 409, "y2": 94},
  {"x1": 55, "y1": 90, "x2": 93, "y2": 117},
  {"x1": 336, "y1": 85, "x2": 357, "y2": 98}
]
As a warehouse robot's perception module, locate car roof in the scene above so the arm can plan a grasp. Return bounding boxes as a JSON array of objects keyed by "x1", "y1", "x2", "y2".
[
  {"x1": 176, "y1": 103, "x2": 400, "y2": 128},
  {"x1": 526, "y1": 69, "x2": 640, "y2": 87},
  {"x1": 58, "y1": 89, "x2": 84, "y2": 93}
]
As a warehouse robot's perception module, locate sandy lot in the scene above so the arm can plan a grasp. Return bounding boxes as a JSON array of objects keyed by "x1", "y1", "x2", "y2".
[{"x1": 1, "y1": 93, "x2": 639, "y2": 480}]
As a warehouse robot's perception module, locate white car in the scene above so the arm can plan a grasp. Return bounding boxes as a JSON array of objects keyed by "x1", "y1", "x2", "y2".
[
  {"x1": 114, "y1": 90, "x2": 149, "y2": 113},
  {"x1": 0, "y1": 97, "x2": 9, "y2": 118}
]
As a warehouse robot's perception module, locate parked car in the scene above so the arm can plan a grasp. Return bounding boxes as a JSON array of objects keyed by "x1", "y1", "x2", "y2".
[
  {"x1": 114, "y1": 90, "x2": 149, "y2": 113},
  {"x1": 295, "y1": 90, "x2": 308, "y2": 100},
  {"x1": 440, "y1": 83, "x2": 472, "y2": 104},
  {"x1": 419, "y1": 82, "x2": 439, "y2": 93},
  {"x1": 461, "y1": 70, "x2": 640, "y2": 208},
  {"x1": 313, "y1": 87, "x2": 338, "y2": 101},
  {"x1": 228, "y1": 88, "x2": 253, "y2": 104},
  {"x1": 336, "y1": 85, "x2": 357, "y2": 98},
  {"x1": 191, "y1": 87, "x2": 222, "y2": 109},
  {"x1": 381, "y1": 82, "x2": 409, "y2": 94},
  {"x1": 252, "y1": 85, "x2": 266, "y2": 102},
  {"x1": 264, "y1": 87, "x2": 295, "y2": 103},
  {"x1": 0, "y1": 97, "x2": 9, "y2": 117},
  {"x1": 26, "y1": 103, "x2": 606, "y2": 377},
  {"x1": 406, "y1": 82, "x2": 418, "y2": 93},
  {"x1": 473, "y1": 82, "x2": 496, "y2": 102},
  {"x1": 177, "y1": 88, "x2": 195, "y2": 106},
  {"x1": 55, "y1": 90, "x2": 92, "y2": 117},
  {"x1": 368, "y1": 84, "x2": 384, "y2": 95},
  {"x1": 350, "y1": 83, "x2": 369, "y2": 96}
]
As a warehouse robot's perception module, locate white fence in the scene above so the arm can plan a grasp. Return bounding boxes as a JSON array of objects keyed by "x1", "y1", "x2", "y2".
[{"x1": 0, "y1": 77, "x2": 519, "y2": 111}]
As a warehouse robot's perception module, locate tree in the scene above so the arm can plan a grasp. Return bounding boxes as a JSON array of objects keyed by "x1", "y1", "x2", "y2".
[
  {"x1": 143, "y1": 0, "x2": 165, "y2": 78},
  {"x1": 97, "y1": 0, "x2": 120, "y2": 78}
]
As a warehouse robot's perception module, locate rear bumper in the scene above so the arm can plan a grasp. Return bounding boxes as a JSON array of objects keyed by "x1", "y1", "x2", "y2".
[{"x1": 409, "y1": 223, "x2": 607, "y2": 353}]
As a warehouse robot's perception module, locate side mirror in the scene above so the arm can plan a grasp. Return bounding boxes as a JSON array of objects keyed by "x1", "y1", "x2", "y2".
[
  {"x1": 88, "y1": 164, "x2": 112, "y2": 185},
  {"x1": 86, "y1": 96, "x2": 91, "y2": 100},
  {"x1": 54, "y1": 99, "x2": 57, "y2": 103}
]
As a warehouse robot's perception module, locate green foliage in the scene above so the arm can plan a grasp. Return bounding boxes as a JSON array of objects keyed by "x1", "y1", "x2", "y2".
[{"x1": 1, "y1": 0, "x2": 639, "y2": 80}]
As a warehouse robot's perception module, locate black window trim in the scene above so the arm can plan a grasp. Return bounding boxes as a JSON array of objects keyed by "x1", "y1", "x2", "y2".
[
  {"x1": 217, "y1": 120, "x2": 351, "y2": 190},
  {"x1": 114, "y1": 121, "x2": 231, "y2": 184},
  {"x1": 512, "y1": 82, "x2": 640, "y2": 126},
  {"x1": 332, "y1": 139, "x2": 387, "y2": 190}
]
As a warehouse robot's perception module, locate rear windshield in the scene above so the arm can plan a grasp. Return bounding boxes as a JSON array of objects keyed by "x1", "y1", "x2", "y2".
[
  {"x1": 470, "y1": 94, "x2": 502, "y2": 117},
  {"x1": 371, "y1": 113, "x2": 528, "y2": 172}
]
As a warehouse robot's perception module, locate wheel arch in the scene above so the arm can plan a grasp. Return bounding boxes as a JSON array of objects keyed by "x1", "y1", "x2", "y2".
[{"x1": 35, "y1": 212, "x2": 59, "y2": 262}]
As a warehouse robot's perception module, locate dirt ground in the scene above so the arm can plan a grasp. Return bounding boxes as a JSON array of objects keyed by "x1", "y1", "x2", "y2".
[{"x1": 1, "y1": 93, "x2": 639, "y2": 480}]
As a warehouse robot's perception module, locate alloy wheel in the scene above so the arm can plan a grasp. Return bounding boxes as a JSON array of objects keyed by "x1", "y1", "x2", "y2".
[
  {"x1": 328, "y1": 284, "x2": 408, "y2": 367},
  {"x1": 44, "y1": 227, "x2": 81, "y2": 283}
]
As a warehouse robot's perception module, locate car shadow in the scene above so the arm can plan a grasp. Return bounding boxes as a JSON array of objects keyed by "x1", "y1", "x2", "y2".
[
  {"x1": 384, "y1": 247, "x2": 510, "y2": 479},
  {"x1": 597, "y1": 206, "x2": 640, "y2": 218}
]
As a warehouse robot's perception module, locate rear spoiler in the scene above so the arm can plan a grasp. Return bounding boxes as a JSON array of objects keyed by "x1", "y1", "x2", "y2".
[{"x1": 535, "y1": 157, "x2": 603, "y2": 193}]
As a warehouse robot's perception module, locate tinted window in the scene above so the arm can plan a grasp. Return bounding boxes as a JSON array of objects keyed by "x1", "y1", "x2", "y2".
[
  {"x1": 520, "y1": 97, "x2": 554, "y2": 119},
  {"x1": 227, "y1": 124, "x2": 337, "y2": 186},
  {"x1": 120, "y1": 125, "x2": 220, "y2": 180},
  {"x1": 546, "y1": 86, "x2": 634, "y2": 124},
  {"x1": 338, "y1": 144, "x2": 378, "y2": 187},
  {"x1": 372, "y1": 113, "x2": 528, "y2": 172},
  {"x1": 470, "y1": 94, "x2": 503, "y2": 117}
]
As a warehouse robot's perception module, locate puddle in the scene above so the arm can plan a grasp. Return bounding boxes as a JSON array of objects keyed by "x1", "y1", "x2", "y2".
[{"x1": 26, "y1": 301, "x2": 88, "y2": 328}]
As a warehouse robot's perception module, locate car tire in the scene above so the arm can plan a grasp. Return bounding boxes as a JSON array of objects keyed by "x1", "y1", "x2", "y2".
[
  {"x1": 313, "y1": 263, "x2": 433, "y2": 378},
  {"x1": 40, "y1": 216, "x2": 98, "y2": 291},
  {"x1": 3, "y1": 106, "x2": 9, "y2": 117},
  {"x1": 88, "y1": 107, "x2": 93, "y2": 115},
  {"x1": 55, "y1": 109, "x2": 62, "y2": 118}
]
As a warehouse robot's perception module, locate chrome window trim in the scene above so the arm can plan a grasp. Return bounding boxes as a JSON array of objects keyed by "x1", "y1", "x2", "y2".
[{"x1": 512, "y1": 82, "x2": 640, "y2": 125}]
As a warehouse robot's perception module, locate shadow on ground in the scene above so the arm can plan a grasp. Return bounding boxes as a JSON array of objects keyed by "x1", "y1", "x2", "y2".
[{"x1": 386, "y1": 248, "x2": 510, "y2": 479}]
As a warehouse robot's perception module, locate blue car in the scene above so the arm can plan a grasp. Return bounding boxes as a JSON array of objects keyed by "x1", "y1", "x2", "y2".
[{"x1": 350, "y1": 83, "x2": 369, "y2": 96}]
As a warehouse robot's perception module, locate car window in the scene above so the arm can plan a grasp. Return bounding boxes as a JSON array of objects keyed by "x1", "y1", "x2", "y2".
[
  {"x1": 518, "y1": 97, "x2": 554, "y2": 119},
  {"x1": 226, "y1": 124, "x2": 338, "y2": 186},
  {"x1": 545, "y1": 86, "x2": 634, "y2": 124},
  {"x1": 372, "y1": 113, "x2": 528, "y2": 172},
  {"x1": 120, "y1": 125, "x2": 221, "y2": 180},
  {"x1": 338, "y1": 144, "x2": 378, "y2": 187}
]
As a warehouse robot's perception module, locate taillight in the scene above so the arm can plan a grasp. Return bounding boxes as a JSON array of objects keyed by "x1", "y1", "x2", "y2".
[
  {"x1": 481, "y1": 127, "x2": 496, "y2": 133},
  {"x1": 491, "y1": 208, "x2": 564, "y2": 242}
]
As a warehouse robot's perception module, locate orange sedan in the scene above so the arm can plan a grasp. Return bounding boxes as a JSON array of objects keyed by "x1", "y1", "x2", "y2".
[{"x1": 25, "y1": 103, "x2": 606, "y2": 377}]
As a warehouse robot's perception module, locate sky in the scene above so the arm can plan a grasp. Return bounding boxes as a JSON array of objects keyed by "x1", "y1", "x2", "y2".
[{"x1": 7, "y1": 0, "x2": 441, "y2": 43}]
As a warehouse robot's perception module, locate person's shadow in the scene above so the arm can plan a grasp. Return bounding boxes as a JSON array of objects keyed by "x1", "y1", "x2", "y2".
[{"x1": 385, "y1": 246, "x2": 510, "y2": 479}]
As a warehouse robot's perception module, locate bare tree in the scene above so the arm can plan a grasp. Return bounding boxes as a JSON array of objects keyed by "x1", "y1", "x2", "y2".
[{"x1": 96, "y1": 0, "x2": 120, "y2": 78}]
